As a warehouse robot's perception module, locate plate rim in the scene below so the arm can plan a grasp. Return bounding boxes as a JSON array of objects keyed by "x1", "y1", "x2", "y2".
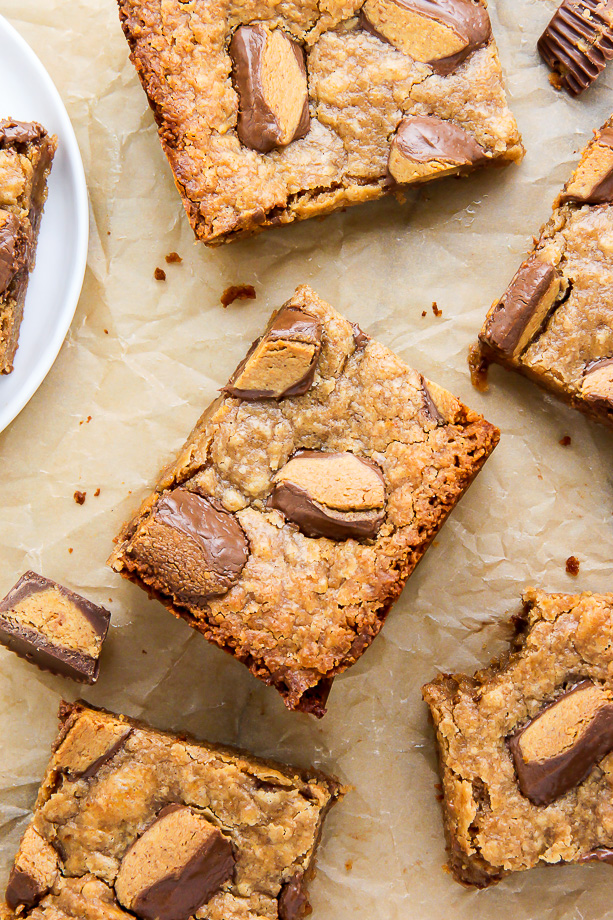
[{"x1": 0, "y1": 14, "x2": 89, "y2": 435}]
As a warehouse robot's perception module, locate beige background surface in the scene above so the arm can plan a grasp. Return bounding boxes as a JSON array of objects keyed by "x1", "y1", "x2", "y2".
[{"x1": 1, "y1": 1, "x2": 613, "y2": 917}]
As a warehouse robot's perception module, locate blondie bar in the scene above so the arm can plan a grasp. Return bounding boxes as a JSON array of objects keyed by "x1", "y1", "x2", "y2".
[
  {"x1": 472, "y1": 116, "x2": 613, "y2": 430},
  {"x1": 0, "y1": 572, "x2": 110, "y2": 684},
  {"x1": 0, "y1": 120, "x2": 56, "y2": 374},
  {"x1": 423, "y1": 588, "x2": 613, "y2": 887},
  {"x1": 1, "y1": 701, "x2": 342, "y2": 920},
  {"x1": 109, "y1": 285, "x2": 499, "y2": 716},
  {"x1": 118, "y1": 0, "x2": 523, "y2": 245}
]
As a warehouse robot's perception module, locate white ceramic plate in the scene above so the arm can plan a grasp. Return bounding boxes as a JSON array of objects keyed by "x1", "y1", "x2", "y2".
[{"x1": 0, "y1": 15, "x2": 88, "y2": 433}]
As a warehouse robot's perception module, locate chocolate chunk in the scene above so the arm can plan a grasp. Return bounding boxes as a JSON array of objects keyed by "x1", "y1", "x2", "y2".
[
  {"x1": 230, "y1": 25, "x2": 310, "y2": 153},
  {"x1": 0, "y1": 572, "x2": 111, "y2": 684},
  {"x1": 352, "y1": 323, "x2": 370, "y2": 349},
  {"x1": 508, "y1": 681, "x2": 613, "y2": 805},
  {"x1": 224, "y1": 305, "x2": 322, "y2": 399},
  {"x1": 115, "y1": 805, "x2": 235, "y2": 920},
  {"x1": 421, "y1": 377, "x2": 444, "y2": 423},
  {"x1": 0, "y1": 119, "x2": 47, "y2": 148},
  {"x1": 480, "y1": 257, "x2": 562, "y2": 358},
  {"x1": 269, "y1": 450, "x2": 386, "y2": 540},
  {"x1": 420, "y1": 376, "x2": 459, "y2": 422},
  {"x1": 6, "y1": 869, "x2": 41, "y2": 911},
  {"x1": 581, "y1": 356, "x2": 613, "y2": 413},
  {"x1": 362, "y1": 0, "x2": 491, "y2": 74},
  {"x1": 5, "y1": 827, "x2": 59, "y2": 911},
  {"x1": 388, "y1": 115, "x2": 487, "y2": 185},
  {"x1": 155, "y1": 490, "x2": 249, "y2": 585},
  {"x1": 278, "y1": 871, "x2": 310, "y2": 920},
  {"x1": 55, "y1": 714, "x2": 132, "y2": 781},
  {"x1": 580, "y1": 847, "x2": 613, "y2": 864},
  {"x1": 0, "y1": 212, "x2": 21, "y2": 296},
  {"x1": 128, "y1": 490, "x2": 249, "y2": 604},
  {"x1": 538, "y1": 0, "x2": 613, "y2": 96},
  {"x1": 560, "y1": 128, "x2": 613, "y2": 204}
]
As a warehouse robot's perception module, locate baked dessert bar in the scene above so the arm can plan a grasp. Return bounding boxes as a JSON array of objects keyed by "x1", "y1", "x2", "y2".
[
  {"x1": 0, "y1": 119, "x2": 56, "y2": 374},
  {"x1": 1, "y1": 701, "x2": 343, "y2": 920},
  {"x1": 117, "y1": 0, "x2": 523, "y2": 245},
  {"x1": 472, "y1": 116, "x2": 613, "y2": 430},
  {"x1": 423, "y1": 588, "x2": 613, "y2": 888},
  {"x1": 0, "y1": 572, "x2": 110, "y2": 684},
  {"x1": 538, "y1": 0, "x2": 613, "y2": 95},
  {"x1": 109, "y1": 285, "x2": 499, "y2": 716}
]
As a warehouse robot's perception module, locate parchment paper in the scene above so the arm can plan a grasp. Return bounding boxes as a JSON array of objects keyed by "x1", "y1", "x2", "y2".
[{"x1": 1, "y1": 1, "x2": 613, "y2": 917}]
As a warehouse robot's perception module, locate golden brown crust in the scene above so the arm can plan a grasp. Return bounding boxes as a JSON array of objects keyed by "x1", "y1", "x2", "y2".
[
  {"x1": 117, "y1": 0, "x2": 522, "y2": 245},
  {"x1": 109, "y1": 285, "x2": 499, "y2": 715},
  {"x1": 2, "y1": 701, "x2": 344, "y2": 920},
  {"x1": 423, "y1": 588, "x2": 613, "y2": 887},
  {"x1": 474, "y1": 116, "x2": 613, "y2": 430}
]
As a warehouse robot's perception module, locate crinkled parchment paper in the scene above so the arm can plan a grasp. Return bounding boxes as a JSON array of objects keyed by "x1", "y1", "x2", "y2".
[{"x1": 1, "y1": 1, "x2": 613, "y2": 917}]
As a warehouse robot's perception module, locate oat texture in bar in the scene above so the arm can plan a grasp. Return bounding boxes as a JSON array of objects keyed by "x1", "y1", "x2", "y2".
[
  {"x1": 117, "y1": 0, "x2": 523, "y2": 245},
  {"x1": 0, "y1": 701, "x2": 343, "y2": 920},
  {"x1": 472, "y1": 116, "x2": 613, "y2": 430},
  {"x1": 109, "y1": 285, "x2": 499, "y2": 716},
  {"x1": 423, "y1": 588, "x2": 613, "y2": 888},
  {"x1": 0, "y1": 120, "x2": 56, "y2": 374}
]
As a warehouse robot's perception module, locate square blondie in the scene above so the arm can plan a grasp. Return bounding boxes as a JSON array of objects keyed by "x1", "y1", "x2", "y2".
[
  {"x1": 423, "y1": 588, "x2": 613, "y2": 887},
  {"x1": 472, "y1": 116, "x2": 613, "y2": 431},
  {"x1": 1, "y1": 701, "x2": 343, "y2": 920},
  {"x1": 118, "y1": 0, "x2": 523, "y2": 245},
  {"x1": 0, "y1": 572, "x2": 110, "y2": 684},
  {"x1": 109, "y1": 285, "x2": 499, "y2": 716}
]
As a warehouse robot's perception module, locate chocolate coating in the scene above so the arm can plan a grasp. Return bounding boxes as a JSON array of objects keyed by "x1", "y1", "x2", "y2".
[
  {"x1": 0, "y1": 571, "x2": 111, "y2": 641},
  {"x1": 585, "y1": 355, "x2": 613, "y2": 375},
  {"x1": 538, "y1": 0, "x2": 613, "y2": 96},
  {"x1": 352, "y1": 322, "x2": 370, "y2": 349},
  {"x1": 126, "y1": 806, "x2": 235, "y2": 920},
  {"x1": 0, "y1": 213, "x2": 21, "y2": 296},
  {"x1": 394, "y1": 115, "x2": 487, "y2": 166},
  {"x1": 508, "y1": 682, "x2": 613, "y2": 806},
  {"x1": 0, "y1": 571, "x2": 110, "y2": 684},
  {"x1": 580, "y1": 847, "x2": 613, "y2": 864},
  {"x1": 224, "y1": 305, "x2": 322, "y2": 400},
  {"x1": 0, "y1": 119, "x2": 47, "y2": 148},
  {"x1": 278, "y1": 871, "x2": 310, "y2": 920},
  {"x1": 266, "y1": 306, "x2": 321, "y2": 344},
  {"x1": 581, "y1": 355, "x2": 613, "y2": 413},
  {"x1": 230, "y1": 25, "x2": 310, "y2": 153},
  {"x1": 482, "y1": 257, "x2": 559, "y2": 356},
  {"x1": 362, "y1": 0, "x2": 491, "y2": 74},
  {"x1": 0, "y1": 620, "x2": 100, "y2": 683},
  {"x1": 5, "y1": 869, "x2": 42, "y2": 912},
  {"x1": 155, "y1": 490, "x2": 249, "y2": 588},
  {"x1": 67, "y1": 729, "x2": 133, "y2": 782},
  {"x1": 421, "y1": 378, "x2": 444, "y2": 424},
  {"x1": 560, "y1": 128, "x2": 613, "y2": 204},
  {"x1": 269, "y1": 451, "x2": 386, "y2": 541}
]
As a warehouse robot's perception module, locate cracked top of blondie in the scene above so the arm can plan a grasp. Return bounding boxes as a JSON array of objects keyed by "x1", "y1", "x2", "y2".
[
  {"x1": 473, "y1": 116, "x2": 613, "y2": 430},
  {"x1": 423, "y1": 588, "x2": 613, "y2": 887},
  {"x1": 1, "y1": 701, "x2": 343, "y2": 920},
  {"x1": 109, "y1": 285, "x2": 499, "y2": 715},
  {"x1": 118, "y1": 0, "x2": 522, "y2": 244}
]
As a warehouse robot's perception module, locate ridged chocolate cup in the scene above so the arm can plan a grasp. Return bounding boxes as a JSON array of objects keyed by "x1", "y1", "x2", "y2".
[{"x1": 538, "y1": 0, "x2": 613, "y2": 96}]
